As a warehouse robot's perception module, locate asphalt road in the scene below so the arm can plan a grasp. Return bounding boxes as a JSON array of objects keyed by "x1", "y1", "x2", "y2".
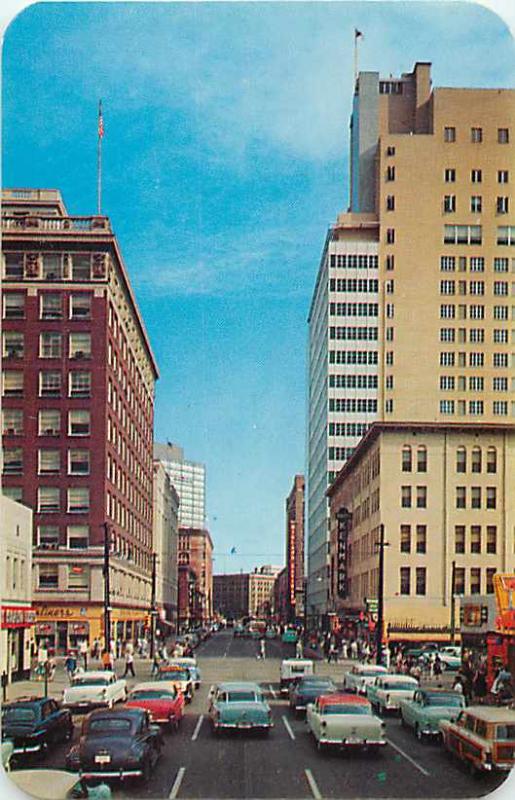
[{"x1": 12, "y1": 631, "x2": 514, "y2": 799}]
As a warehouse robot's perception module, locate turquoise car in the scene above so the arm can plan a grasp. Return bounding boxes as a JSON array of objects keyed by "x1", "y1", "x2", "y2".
[
  {"x1": 282, "y1": 629, "x2": 298, "y2": 644},
  {"x1": 399, "y1": 688, "x2": 466, "y2": 740},
  {"x1": 208, "y1": 682, "x2": 273, "y2": 734}
]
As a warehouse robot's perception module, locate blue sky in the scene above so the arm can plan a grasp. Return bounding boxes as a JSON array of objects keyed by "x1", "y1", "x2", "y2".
[{"x1": 3, "y1": 2, "x2": 514, "y2": 573}]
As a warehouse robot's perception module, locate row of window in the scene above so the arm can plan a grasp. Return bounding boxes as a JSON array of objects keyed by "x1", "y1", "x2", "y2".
[
  {"x1": 2, "y1": 404, "x2": 91, "y2": 435},
  {"x1": 329, "y1": 279, "x2": 378, "y2": 292},
  {"x1": 398, "y1": 566, "x2": 497, "y2": 597},
  {"x1": 442, "y1": 195, "x2": 509, "y2": 214},
  {"x1": 329, "y1": 254, "x2": 378, "y2": 270},
  {"x1": 3, "y1": 371, "x2": 93, "y2": 399},
  {"x1": 440, "y1": 256, "x2": 515, "y2": 273},
  {"x1": 443, "y1": 126, "x2": 509, "y2": 144},
  {"x1": 3, "y1": 291, "x2": 91, "y2": 319},
  {"x1": 4, "y1": 554, "x2": 27, "y2": 595},
  {"x1": 37, "y1": 524, "x2": 89, "y2": 550},
  {"x1": 38, "y1": 563, "x2": 90, "y2": 591},
  {"x1": 440, "y1": 280, "x2": 514, "y2": 295},
  {"x1": 3, "y1": 448, "x2": 90, "y2": 475},
  {"x1": 35, "y1": 486, "x2": 90, "y2": 514},
  {"x1": 439, "y1": 352, "x2": 512, "y2": 367},
  {"x1": 329, "y1": 327, "x2": 378, "y2": 341},
  {"x1": 454, "y1": 525, "x2": 498, "y2": 554},
  {"x1": 440, "y1": 375, "x2": 512, "y2": 392},
  {"x1": 3, "y1": 332, "x2": 92, "y2": 360},
  {"x1": 440, "y1": 329, "x2": 514, "y2": 345},
  {"x1": 329, "y1": 374, "x2": 378, "y2": 389},
  {"x1": 443, "y1": 168, "x2": 509, "y2": 184},
  {"x1": 328, "y1": 422, "x2": 369, "y2": 437},
  {"x1": 401, "y1": 444, "x2": 498, "y2": 474},
  {"x1": 444, "y1": 226, "x2": 515, "y2": 246},
  {"x1": 440, "y1": 400, "x2": 514, "y2": 416},
  {"x1": 329, "y1": 303, "x2": 378, "y2": 317},
  {"x1": 400, "y1": 484, "x2": 498, "y2": 509},
  {"x1": 328, "y1": 447, "x2": 355, "y2": 461},
  {"x1": 399, "y1": 525, "x2": 427, "y2": 554},
  {"x1": 329, "y1": 398, "x2": 377, "y2": 413},
  {"x1": 3, "y1": 252, "x2": 105, "y2": 282},
  {"x1": 329, "y1": 351, "x2": 378, "y2": 365}
]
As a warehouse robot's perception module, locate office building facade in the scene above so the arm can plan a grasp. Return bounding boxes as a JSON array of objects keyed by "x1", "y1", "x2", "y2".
[{"x1": 154, "y1": 442, "x2": 206, "y2": 528}]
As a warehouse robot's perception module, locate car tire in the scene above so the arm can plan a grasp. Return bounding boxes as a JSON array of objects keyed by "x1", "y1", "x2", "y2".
[
  {"x1": 317, "y1": 739, "x2": 326, "y2": 754},
  {"x1": 107, "y1": 698, "x2": 114, "y2": 709},
  {"x1": 415, "y1": 724, "x2": 424, "y2": 743}
]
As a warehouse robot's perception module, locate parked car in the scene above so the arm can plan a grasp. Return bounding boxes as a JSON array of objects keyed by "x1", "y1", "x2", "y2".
[
  {"x1": 289, "y1": 676, "x2": 338, "y2": 714},
  {"x1": 208, "y1": 682, "x2": 273, "y2": 734},
  {"x1": 1, "y1": 696, "x2": 74, "y2": 758},
  {"x1": 399, "y1": 689, "x2": 466, "y2": 740},
  {"x1": 280, "y1": 659, "x2": 314, "y2": 694},
  {"x1": 366, "y1": 674, "x2": 419, "y2": 713},
  {"x1": 66, "y1": 707, "x2": 162, "y2": 782},
  {"x1": 282, "y1": 629, "x2": 298, "y2": 644},
  {"x1": 9, "y1": 769, "x2": 112, "y2": 800},
  {"x1": 343, "y1": 664, "x2": 388, "y2": 694},
  {"x1": 125, "y1": 682, "x2": 185, "y2": 731},
  {"x1": 306, "y1": 693, "x2": 386, "y2": 752},
  {"x1": 155, "y1": 664, "x2": 194, "y2": 702},
  {"x1": 435, "y1": 651, "x2": 461, "y2": 671},
  {"x1": 62, "y1": 671, "x2": 127, "y2": 711},
  {"x1": 440, "y1": 706, "x2": 515, "y2": 774},
  {"x1": 168, "y1": 657, "x2": 201, "y2": 689}
]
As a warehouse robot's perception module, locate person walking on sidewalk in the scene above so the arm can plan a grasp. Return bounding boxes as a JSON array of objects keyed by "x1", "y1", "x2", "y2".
[
  {"x1": 122, "y1": 649, "x2": 136, "y2": 678},
  {"x1": 101, "y1": 650, "x2": 112, "y2": 671},
  {"x1": 64, "y1": 652, "x2": 77, "y2": 682},
  {"x1": 79, "y1": 639, "x2": 88, "y2": 672}
]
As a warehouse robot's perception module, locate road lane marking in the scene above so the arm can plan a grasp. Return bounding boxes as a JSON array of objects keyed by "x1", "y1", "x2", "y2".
[
  {"x1": 168, "y1": 766, "x2": 186, "y2": 799},
  {"x1": 268, "y1": 684, "x2": 277, "y2": 699},
  {"x1": 386, "y1": 738, "x2": 430, "y2": 776},
  {"x1": 191, "y1": 714, "x2": 204, "y2": 741},
  {"x1": 282, "y1": 715, "x2": 295, "y2": 740},
  {"x1": 305, "y1": 769, "x2": 322, "y2": 800}
]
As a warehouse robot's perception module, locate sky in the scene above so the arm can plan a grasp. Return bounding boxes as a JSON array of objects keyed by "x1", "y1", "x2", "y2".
[{"x1": 2, "y1": 1, "x2": 515, "y2": 575}]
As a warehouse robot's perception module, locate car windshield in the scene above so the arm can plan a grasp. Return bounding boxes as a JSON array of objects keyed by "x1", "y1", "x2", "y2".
[
  {"x1": 496, "y1": 724, "x2": 515, "y2": 740},
  {"x1": 360, "y1": 671, "x2": 383, "y2": 677},
  {"x1": 384, "y1": 682, "x2": 415, "y2": 691},
  {"x1": 322, "y1": 705, "x2": 371, "y2": 715},
  {"x1": 226, "y1": 691, "x2": 258, "y2": 702},
  {"x1": 2, "y1": 707, "x2": 36, "y2": 722},
  {"x1": 72, "y1": 677, "x2": 108, "y2": 686},
  {"x1": 300, "y1": 683, "x2": 334, "y2": 692},
  {"x1": 88, "y1": 718, "x2": 132, "y2": 734},
  {"x1": 131, "y1": 690, "x2": 174, "y2": 700},
  {"x1": 158, "y1": 670, "x2": 189, "y2": 681},
  {"x1": 425, "y1": 694, "x2": 464, "y2": 707}
]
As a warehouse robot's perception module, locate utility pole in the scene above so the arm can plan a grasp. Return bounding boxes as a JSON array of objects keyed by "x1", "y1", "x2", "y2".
[
  {"x1": 375, "y1": 524, "x2": 389, "y2": 666},
  {"x1": 450, "y1": 560, "x2": 456, "y2": 645},
  {"x1": 103, "y1": 522, "x2": 112, "y2": 653},
  {"x1": 150, "y1": 553, "x2": 157, "y2": 660}
]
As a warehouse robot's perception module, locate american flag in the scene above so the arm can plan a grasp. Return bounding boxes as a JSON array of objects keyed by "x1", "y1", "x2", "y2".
[{"x1": 98, "y1": 101, "x2": 104, "y2": 139}]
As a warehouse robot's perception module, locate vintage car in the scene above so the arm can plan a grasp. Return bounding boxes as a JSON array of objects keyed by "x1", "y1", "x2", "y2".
[
  {"x1": 125, "y1": 682, "x2": 185, "y2": 730},
  {"x1": 343, "y1": 664, "x2": 388, "y2": 694},
  {"x1": 208, "y1": 681, "x2": 273, "y2": 734},
  {"x1": 9, "y1": 769, "x2": 112, "y2": 799},
  {"x1": 167, "y1": 657, "x2": 201, "y2": 689},
  {"x1": 1, "y1": 696, "x2": 74, "y2": 757},
  {"x1": 306, "y1": 693, "x2": 386, "y2": 752},
  {"x1": 66, "y1": 707, "x2": 162, "y2": 782},
  {"x1": 366, "y1": 674, "x2": 419, "y2": 713},
  {"x1": 289, "y1": 676, "x2": 338, "y2": 714},
  {"x1": 436, "y1": 651, "x2": 461, "y2": 671},
  {"x1": 282, "y1": 629, "x2": 298, "y2": 644},
  {"x1": 280, "y1": 659, "x2": 314, "y2": 694},
  {"x1": 155, "y1": 664, "x2": 194, "y2": 702},
  {"x1": 399, "y1": 688, "x2": 466, "y2": 740},
  {"x1": 62, "y1": 671, "x2": 127, "y2": 711},
  {"x1": 440, "y1": 706, "x2": 515, "y2": 774}
]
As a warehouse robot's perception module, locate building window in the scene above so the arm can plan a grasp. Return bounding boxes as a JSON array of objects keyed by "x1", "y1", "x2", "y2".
[
  {"x1": 444, "y1": 127, "x2": 456, "y2": 143},
  {"x1": 3, "y1": 408, "x2": 23, "y2": 435},
  {"x1": 470, "y1": 568, "x2": 481, "y2": 595},
  {"x1": 400, "y1": 567, "x2": 410, "y2": 595},
  {"x1": 496, "y1": 196, "x2": 509, "y2": 215},
  {"x1": 440, "y1": 328, "x2": 455, "y2": 342},
  {"x1": 440, "y1": 280, "x2": 455, "y2": 295},
  {"x1": 386, "y1": 195, "x2": 395, "y2": 211},
  {"x1": 38, "y1": 487, "x2": 60, "y2": 513},
  {"x1": 440, "y1": 305, "x2": 455, "y2": 319},
  {"x1": 40, "y1": 332, "x2": 62, "y2": 359},
  {"x1": 38, "y1": 449, "x2": 60, "y2": 475},
  {"x1": 68, "y1": 565, "x2": 89, "y2": 590},
  {"x1": 487, "y1": 447, "x2": 497, "y2": 474},
  {"x1": 386, "y1": 228, "x2": 395, "y2": 244},
  {"x1": 416, "y1": 567, "x2": 426, "y2": 596},
  {"x1": 444, "y1": 168, "x2": 456, "y2": 183},
  {"x1": 38, "y1": 409, "x2": 61, "y2": 436},
  {"x1": 67, "y1": 487, "x2": 90, "y2": 514},
  {"x1": 69, "y1": 371, "x2": 91, "y2": 398},
  {"x1": 2, "y1": 447, "x2": 23, "y2": 475},
  {"x1": 440, "y1": 400, "x2": 455, "y2": 414},
  {"x1": 470, "y1": 525, "x2": 481, "y2": 554},
  {"x1": 456, "y1": 486, "x2": 466, "y2": 509},
  {"x1": 386, "y1": 165, "x2": 396, "y2": 181},
  {"x1": 385, "y1": 399, "x2": 394, "y2": 413},
  {"x1": 494, "y1": 329, "x2": 508, "y2": 344},
  {"x1": 417, "y1": 447, "x2": 427, "y2": 473},
  {"x1": 454, "y1": 568, "x2": 465, "y2": 595},
  {"x1": 416, "y1": 486, "x2": 427, "y2": 508},
  {"x1": 70, "y1": 293, "x2": 92, "y2": 319},
  {"x1": 37, "y1": 526, "x2": 60, "y2": 549},
  {"x1": 42, "y1": 255, "x2": 64, "y2": 280},
  {"x1": 486, "y1": 568, "x2": 496, "y2": 594},
  {"x1": 470, "y1": 257, "x2": 484, "y2": 273},
  {"x1": 68, "y1": 410, "x2": 91, "y2": 436},
  {"x1": 455, "y1": 525, "x2": 465, "y2": 554},
  {"x1": 400, "y1": 525, "x2": 411, "y2": 553},
  {"x1": 3, "y1": 293, "x2": 25, "y2": 319},
  {"x1": 440, "y1": 376, "x2": 455, "y2": 390},
  {"x1": 471, "y1": 169, "x2": 482, "y2": 183},
  {"x1": 401, "y1": 446, "x2": 412, "y2": 472},
  {"x1": 69, "y1": 332, "x2": 92, "y2": 359},
  {"x1": 493, "y1": 377, "x2": 508, "y2": 392},
  {"x1": 38, "y1": 564, "x2": 58, "y2": 589},
  {"x1": 67, "y1": 525, "x2": 89, "y2": 549},
  {"x1": 443, "y1": 195, "x2": 456, "y2": 213},
  {"x1": 471, "y1": 127, "x2": 483, "y2": 143},
  {"x1": 39, "y1": 371, "x2": 61, "y2": 397},
  {"x1": 3, "y1": 331, "x2": 24, "y2": 359},
  {"x1": 498, "y1": 128, "x2": 509, "y2": 144},
  {"x1": 486, "y1": 487, "x2": 497, "y2": 509},
  {"x1": 416, "y1": 525, "x2": 427, "y2": 554},
  {"x1": 471, "y1": 447, "x2": 482, "y2": 473},
  {"x1": 68, "y1": 449, "x2": 90, "y2": 475},
  {"x1": 497, "y1": 226, "x2": 515, "y2": 245},
  {"x1": 493, "y1": 353, "x2": 508, "y2": 368},
  {"x1": 498, "y1": 170, "x2": 509, "y2": 184},
  {"x1": 470, "y1": 195, "x2": 482, "y2": 213},
  {"x1": 40, "y1": 293, "x2": 62, "y2": 320},
  {"x1": 486, "y1": 526, "x2": 497, "y2": 554},
  {"x1": 470, "y1": 487, "x2": 481, "y2": 509},
  {"x1": 440, "y1": 256, "x2": 455, "y2": 272},
  {"x1": 72, "y1": 255, "x2": 91, "y2": 281},
  {"x1": 401, "y1": 486, "x2": 412, "y2": 508},
  {"x1": 4, "y1": 253, "x2": 24, "y2": 279},
  {"x1": 469, "y1": 401, "x2": 484, "y2": 415},
  {"x1": 386, "y1": 255, "x2": 395, "y2": 271}
]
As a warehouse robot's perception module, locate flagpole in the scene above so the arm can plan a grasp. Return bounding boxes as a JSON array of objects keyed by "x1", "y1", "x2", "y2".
[
  {"x1": 97, "y1": 100, "x2": 103, "y2": 215},
  {"x1": 354, "y1": 29, "x2": 363, "y2": 87}
]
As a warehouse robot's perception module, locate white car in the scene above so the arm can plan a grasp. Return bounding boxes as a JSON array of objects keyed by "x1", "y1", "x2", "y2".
[
  {"x1": 366, "y1": 674, "x2": 419, "y2": 713},
  {"x1": 62, "y1": 670, "x2": 127, "y2": 710},
  {"x1": 306, "y1": 694, "x2": 386, "y2": 752},
  {"x1": 168, "y1": 657, "x2": 201, "y2": 689},
  {"x1": 343, "y1": 664, "x2": 388, "y2": 694}
]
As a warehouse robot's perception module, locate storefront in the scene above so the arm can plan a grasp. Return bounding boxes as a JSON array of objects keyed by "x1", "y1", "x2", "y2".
[
  {"x1": 459, "y1": 595, "x2": 496, "y2": 666},
  {"x1": 1, "y1": 606, "x2": 36, "y2": 682}
]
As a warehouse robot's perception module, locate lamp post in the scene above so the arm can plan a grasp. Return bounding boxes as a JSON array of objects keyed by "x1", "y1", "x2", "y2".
[
  {"x1": 102, "y1": 522, "x2": 112, "y2": 653},
  {"x1": 375, "y1": 524, "x2": 389, "y2": 666},
  {"x1": 149, "y1": 553, "x2": 157, "y2": 660},
  {"x1": 450, "y1": 560, "x2": 457, "y2": 646}
]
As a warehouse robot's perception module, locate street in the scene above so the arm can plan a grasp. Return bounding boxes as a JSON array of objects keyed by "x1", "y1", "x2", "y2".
[{"x1": 6, "y1": 631, "x2": 513, "y2": 799}]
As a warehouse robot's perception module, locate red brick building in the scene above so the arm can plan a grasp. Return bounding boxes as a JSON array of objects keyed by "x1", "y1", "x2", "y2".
[
  {"x1": 177, "y1": 527, "x2": 213, "y2": 626},
  {"x1": 286, "y1": 475, "x2": 305, "y2": 624},
  {"x1": 273, "y1": 567, "x2": 288, "y2": 625},
  {"x1": 1, "y1": 189, "x2": 159, "y2": 653}
]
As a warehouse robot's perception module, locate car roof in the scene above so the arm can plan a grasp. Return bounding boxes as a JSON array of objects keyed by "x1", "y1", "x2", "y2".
[
  {"x1": 73, "y1": 670, "x2": 115, "y2": 679},
  {"x1": 216, "y1": 682, "x2": 262, "y2": 692},
  {"x1": 380, "y1": 674, "x2": 418, "y2": 682},
  {"x1": 297, "y1": 676, "x2": 334, "y2": 683},
  {"x1": 461, "y1": 706, "x2": 515, "y2": 723},
  {"x1": 281, "y1": 659, "x2": 313, "y2": 666},
  {"x1": 351, "y1": 664, "x2": 387, "y2": 672},
  {"x1": 159, "y1": 664, "x2": 189, "y2": 672},
  {"x1": 319, "y1": 693, "x2": 370, "y2": 706},
  {"x1": 88, "y1": 707, "x2": 145, "y2": 720},
  {"x1": 130, "y1": 682, "x2": 176, "y2": 693},
  {"x1": 3, "y1": 696, "x2": 48, "y2": 707}
]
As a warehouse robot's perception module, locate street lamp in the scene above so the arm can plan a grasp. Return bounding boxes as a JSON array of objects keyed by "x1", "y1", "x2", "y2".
[
  {"x1": 150, "y1": 553, "x2": 158, "y2": 660},
  {"x1": 450, "y1": 560, "x2": 457, "y2": 646},
  {"x1": 102, "y1": 522, "x2": 112, "y2": 653},
  {"x1": 375, "y1": 524, "x2": 389, "y2": 666}
]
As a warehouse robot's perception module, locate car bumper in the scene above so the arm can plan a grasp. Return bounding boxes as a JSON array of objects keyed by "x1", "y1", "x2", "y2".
[
  {"x1": 320, "y1": 738, "x2": 386, "y2": 747},
  {"x1": 80, "y1": 769, "x2": 143, "y2": 780},
  {"x1": 214, "y1": 722, "x2": 273, "y2": 730},
  {"x1": 11, "y1": 743, "x2": 44, "y2": 755}
]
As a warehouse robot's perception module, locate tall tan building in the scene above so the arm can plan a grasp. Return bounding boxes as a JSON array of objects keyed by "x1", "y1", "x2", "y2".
[{"x1": 307, "y1": 61, "x2": 515, "y2": 627}]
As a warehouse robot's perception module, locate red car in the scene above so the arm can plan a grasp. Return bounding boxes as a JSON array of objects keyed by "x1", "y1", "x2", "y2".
[{"x1": 125, "y1": 682, "x2": 185, "y2": 731}]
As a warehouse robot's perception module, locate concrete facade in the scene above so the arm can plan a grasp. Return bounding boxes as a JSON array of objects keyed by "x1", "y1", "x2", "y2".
[
  {"x1": 152, "y1": 460, "x2": 179, "y2": 629},
  {"x1": 177, "y1": 527, "x2": 213, "y2": 624},
  {"x1": 285, "y1": 475, "x2": 305, "y2": 623},
  {"x1": 154, "y1": 442, "x2": 205, "y2": 529}
]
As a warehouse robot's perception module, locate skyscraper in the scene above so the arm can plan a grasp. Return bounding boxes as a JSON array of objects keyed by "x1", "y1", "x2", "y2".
[{"x1": 153, "y1": 442, "x2": 206, "y2": 529}]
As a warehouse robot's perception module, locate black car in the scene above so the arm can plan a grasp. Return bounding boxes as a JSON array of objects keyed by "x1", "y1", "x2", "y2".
[
  {"x1": 289, "y1": 677, "x2": 338, "y2": 714},
  {"x1": 66, "y1": 707, "x2": 162, "y2": 782},
  {"x1": 1, "y1": 696, "x2": 73, "y2": 758}
]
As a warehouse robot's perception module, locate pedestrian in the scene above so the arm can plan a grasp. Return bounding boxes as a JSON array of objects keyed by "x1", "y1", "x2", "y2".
[
  {"x1": 122, "y1": 649, "x2": 135, "y2": 677},
  {"x1": 101, "y1": 650, "x2": 112, "y2": 671},
  {"x1": 295, "y1": 638, "x2": 303, "y2": 659},
  {"x1": 472, "y1": 667, "x2": 487, "y2": 702},
  {"x1": 452, "y1": 674, "x2": 464, "y2": 695},
  {"x1": 64, "y1": 652, "x2": 77, "y2": 682},
  {"x1": 260, "y1": 638, "x2": 266, "y2": 660},
  {"x1": 79, "y1": 639, "x2": 88, "y2": 672},
  {"x1": 350, "y1": 640, "x2": 358, "y2": 660},
  {"x1": 92, "y1": 638, "x2": 101, "y2": 659}
]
